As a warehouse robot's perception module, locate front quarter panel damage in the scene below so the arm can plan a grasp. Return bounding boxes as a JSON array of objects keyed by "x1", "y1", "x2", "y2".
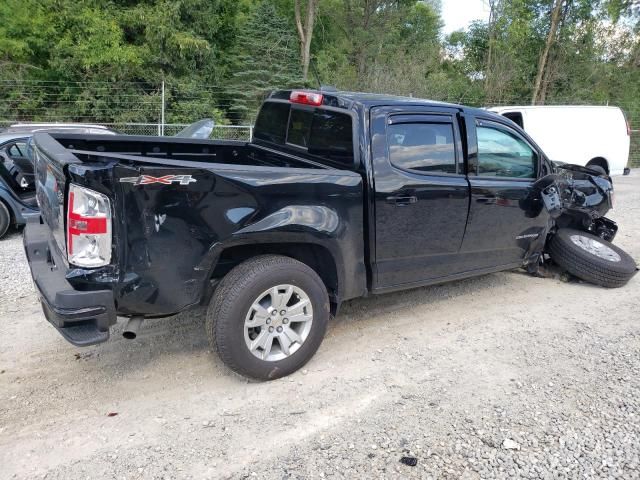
[
  {"x1": 553, "y1": 165, "x2": 615, "y2": 238},
  {"x1": 524, "y1": 165, "x2": 617, "y2": 274}
]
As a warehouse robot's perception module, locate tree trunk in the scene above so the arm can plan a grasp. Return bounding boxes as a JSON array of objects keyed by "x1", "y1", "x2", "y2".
[
  {"x1": 538, "y1": 1, "x2": 570, "y2": 104},
  {"x1": 485, "y1": 0, "x2": 499, "y2": 101},
  {"x1": 294, "y1": 0, "x2": 318, "y2": 82},
  {"x1": 531, "y1": 0, "x2": 564, "y2": 105}
]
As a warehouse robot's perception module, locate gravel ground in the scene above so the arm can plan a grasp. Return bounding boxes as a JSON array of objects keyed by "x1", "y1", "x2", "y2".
[{"x1": 0, "y1": 172, "x2": 639, "y2": 480}]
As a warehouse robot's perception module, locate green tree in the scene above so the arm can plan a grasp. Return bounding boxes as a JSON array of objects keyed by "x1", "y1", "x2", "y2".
[
  {"x1": 225, "y1": 1, "x2": 303, "y2": 122},
  {"x1": 0, "y1": 0, "x2": 638, "y2": 155},
  {"x1": 312, "y1": 0, "x2": 444, "y2": 97}
]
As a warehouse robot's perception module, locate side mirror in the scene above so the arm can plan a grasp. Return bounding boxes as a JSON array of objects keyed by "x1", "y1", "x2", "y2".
[{"x1": 532, "y1": 174, "x2": 564, "y2": 218}]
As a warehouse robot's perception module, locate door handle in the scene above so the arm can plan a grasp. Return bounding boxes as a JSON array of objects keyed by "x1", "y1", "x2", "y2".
[{"x1": 386, "y1": 195, "x2": 418, "y2": 206}]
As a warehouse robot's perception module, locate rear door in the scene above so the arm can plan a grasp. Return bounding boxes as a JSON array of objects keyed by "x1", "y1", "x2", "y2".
[
  {"x1": 459, "y1": 115, "x2": 549, "y2": 268},
  {"x1": 6, "y1": 139, "x2": 35, "y2": 187},
  {"x1": 370, "y1": 105, "x2": 470, "y2": 288}
]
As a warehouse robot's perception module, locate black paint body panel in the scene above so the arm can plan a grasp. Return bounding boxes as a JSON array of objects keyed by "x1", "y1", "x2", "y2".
[{"x1": 369, "y1": 105, "x2": 472, "y2": 286}]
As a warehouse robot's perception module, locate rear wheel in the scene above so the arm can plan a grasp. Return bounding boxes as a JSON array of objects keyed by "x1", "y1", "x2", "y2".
[
  {"x1": 549, "y1": 228, "x2": 637, "y2": 288},
  {"x1": 206, "y1": 255, "x2": 329, "y2": 380},
  {"x1": 0, "y1": 201, "x2": 11, "y2": 239}
]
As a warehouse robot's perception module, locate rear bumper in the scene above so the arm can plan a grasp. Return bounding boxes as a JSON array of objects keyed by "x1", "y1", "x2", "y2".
[{"x1": 23, "y1": 219, "x2": 116, "y2": 346}]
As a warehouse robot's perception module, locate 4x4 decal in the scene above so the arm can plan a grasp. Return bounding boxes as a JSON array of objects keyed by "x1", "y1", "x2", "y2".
[{"x1": 120, "y1": 175, "x2": 196, "y2": 186}]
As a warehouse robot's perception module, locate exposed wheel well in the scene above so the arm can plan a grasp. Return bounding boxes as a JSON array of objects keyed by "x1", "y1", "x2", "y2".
[
  {"x1": 586, "y1": 157, "x2": 609, "y2": 174},
  {"x1": 211, "y1": 242, "x2": 339, "y2": 302}
]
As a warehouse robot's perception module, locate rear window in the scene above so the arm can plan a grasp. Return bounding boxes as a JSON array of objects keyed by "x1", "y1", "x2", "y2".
[
  {"x1": 308, "y1": 110, "x2": 353, "y2": 165},
  {"x1": 254, "y1": 102, "x2": 290, "y2": 144},
  {"x1": 253, "y1": 101, "x2": 354, "y2": 167},
  {"x1": 287, "y1": 108, "x2": 313, "y2": 147}
]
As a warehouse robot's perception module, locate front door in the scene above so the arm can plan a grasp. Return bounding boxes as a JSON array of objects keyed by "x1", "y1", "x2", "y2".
[
  {"x1": 460, "y1": 116, "x2": 550, "y2": 268},
  {"x1": 371, "y1": 106, "x2": 470, "y2": 289}
]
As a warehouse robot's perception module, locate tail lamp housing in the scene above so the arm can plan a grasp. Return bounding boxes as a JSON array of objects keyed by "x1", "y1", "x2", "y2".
[
  {"x1": 289, "y1": 90, "x2": 323, "y2": 106},
  {"x1": 67, "y1": 184, "x2": 112, "y2": 267}
]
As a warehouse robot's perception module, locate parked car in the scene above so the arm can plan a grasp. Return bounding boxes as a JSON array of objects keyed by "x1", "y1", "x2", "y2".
[
  {"x1": 0, "y1": 133, "x2": 39, "y2": 238},
  {"x1": 2, "y1": 123, "x2": 117, "y2": 135},
  {"x1": 0, "y1": 125, "x2": 116, "y2": 239},
  {"x1": 24, "y1": 90, "x2": 637, "y2": 380},
  {"x1": 487, "y1": 105, "x2": 631, "y2": 176}
]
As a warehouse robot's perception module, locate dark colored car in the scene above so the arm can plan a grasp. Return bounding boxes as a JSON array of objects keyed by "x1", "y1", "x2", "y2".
[
  {"x1": 0, "y1": 133, "x2": 40, "y2": 238},
  {"x1": 24, "y1": 90, "x2": 636, "y2": 380}
]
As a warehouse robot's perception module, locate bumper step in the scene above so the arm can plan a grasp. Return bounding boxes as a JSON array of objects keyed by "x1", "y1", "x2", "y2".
[
  {"x1": 56, "y1": 322, "x2": 110, "y2": 347},
  {"x1": 24, "y1": 220, "x2": 116, "y2": 347}
]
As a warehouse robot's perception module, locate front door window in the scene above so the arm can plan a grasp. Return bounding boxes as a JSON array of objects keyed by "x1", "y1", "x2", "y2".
[{"x1": 477, "y1": 125, "x2": 537, "y2": 179}]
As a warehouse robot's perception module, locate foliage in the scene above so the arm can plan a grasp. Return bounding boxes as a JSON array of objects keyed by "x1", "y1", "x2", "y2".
[
  {"x1": 225, "y1": 1, "x2": 303, "y2": 122},
  {"x1": 0, "y1": 0, "x2": 637, "y2": 129},
  {"x1": 0, "y1": 0, "x2": 238, "y2": 123}
]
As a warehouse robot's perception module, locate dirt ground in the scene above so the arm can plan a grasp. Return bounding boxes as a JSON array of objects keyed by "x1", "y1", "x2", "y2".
[{"x1": 1, "y1": 173, "x2": 638, "y2": 480}]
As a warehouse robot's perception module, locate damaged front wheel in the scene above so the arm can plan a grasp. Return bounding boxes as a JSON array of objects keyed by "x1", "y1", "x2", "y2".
[{"x1": 549, "y1": 228, "x2": 637, "y2": 288}]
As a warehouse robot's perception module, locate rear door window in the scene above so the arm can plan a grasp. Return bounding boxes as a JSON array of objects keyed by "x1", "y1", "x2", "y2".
[
  {"x1": 8, "y1": 141, "x2": 28, "y2": 158},
  {"x1": 387, "y1": 122, "x2": 457, "y2": 174}
]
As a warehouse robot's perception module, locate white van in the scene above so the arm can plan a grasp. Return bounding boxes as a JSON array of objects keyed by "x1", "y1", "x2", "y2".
[{"x1": 488, "y1": 106, "x2": 631, "y2": 176}]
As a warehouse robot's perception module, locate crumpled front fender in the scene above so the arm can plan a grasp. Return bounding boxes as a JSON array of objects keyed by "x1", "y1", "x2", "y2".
[
  {"x1": 536, "y1": 165, "x2": 614, "y2": 218},
  {"x1": 535, "y1": 164, "x2": 616, "y2": 242}
]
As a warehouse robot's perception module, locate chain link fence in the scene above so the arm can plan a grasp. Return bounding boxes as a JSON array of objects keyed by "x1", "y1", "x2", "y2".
[
  {"x1": 101, "y1": 123, "x2": 253, "y2": 141},
  {"x1": 0, "y1": 121, "x2": 253, "y2": 142}
]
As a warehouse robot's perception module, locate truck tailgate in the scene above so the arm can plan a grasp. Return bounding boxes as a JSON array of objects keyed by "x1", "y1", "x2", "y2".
[{"x1": 32, "y1": 133, "x2": 84, "y2": 258}]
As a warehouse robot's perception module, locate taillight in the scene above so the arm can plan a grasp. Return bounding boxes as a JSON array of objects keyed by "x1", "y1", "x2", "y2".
[
  {"x1": 290, "y1": 90, "x2": 323, "y2": 106},
  {"x1": 67, "y1": 183, "x2": 112, "y2": 267}
]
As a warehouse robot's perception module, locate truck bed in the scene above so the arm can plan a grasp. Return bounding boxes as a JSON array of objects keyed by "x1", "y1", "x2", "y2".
[{"x1": 48, "y1": 134, "x2": 332, "y2": 170}]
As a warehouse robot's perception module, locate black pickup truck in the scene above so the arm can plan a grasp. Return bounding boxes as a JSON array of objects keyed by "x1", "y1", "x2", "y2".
[{"x1": 24, "y1": 90, "x2": 636, "y2": 380}]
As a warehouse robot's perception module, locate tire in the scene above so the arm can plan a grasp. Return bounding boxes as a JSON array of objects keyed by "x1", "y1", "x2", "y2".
[
  {"x1": 0, "y1": 201, "x2": 10, "y2": 239},
  {"x1": 549, "y1": 228, "x2": 637, "y2": 288},
  {"x1": 206, "y1": 255, "x2": 330, "y2": 380}
]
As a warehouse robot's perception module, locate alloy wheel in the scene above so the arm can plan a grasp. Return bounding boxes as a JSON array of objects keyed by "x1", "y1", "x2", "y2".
[{"x1": 243, "y1": 284, "x2": 314, "y2": 361}]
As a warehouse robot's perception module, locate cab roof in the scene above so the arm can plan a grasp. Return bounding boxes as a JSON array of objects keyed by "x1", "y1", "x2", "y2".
[{"x1": 269, "y1": 89, "x2": 495, "y2": 119}]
